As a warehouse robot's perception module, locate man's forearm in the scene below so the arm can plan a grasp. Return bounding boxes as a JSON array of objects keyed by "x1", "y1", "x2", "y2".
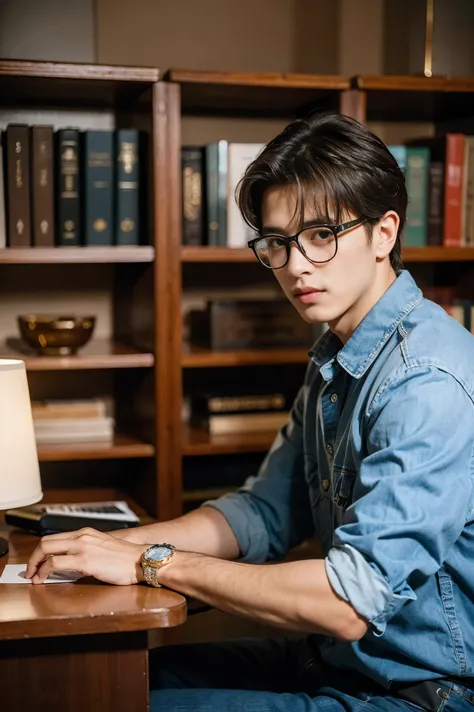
[
  {"x1": 159, "y1": 551, "x2": 368, "y2": 642},
  {"x1": 113, "y1": 506, "x2": 240, "y2": 560}
]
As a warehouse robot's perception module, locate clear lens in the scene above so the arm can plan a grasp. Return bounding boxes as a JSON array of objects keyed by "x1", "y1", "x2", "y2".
[{"x1": 254, "y1": 226, "x2": 336, "y2": 268}]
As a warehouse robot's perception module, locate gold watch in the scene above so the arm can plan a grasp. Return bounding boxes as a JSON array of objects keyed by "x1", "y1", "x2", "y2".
[{"x1": 140, "y1": 543, "x2": 176, "y2": 587}]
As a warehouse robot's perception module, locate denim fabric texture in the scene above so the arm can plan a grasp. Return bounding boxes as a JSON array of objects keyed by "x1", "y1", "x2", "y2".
[{"x1": 205, "y1": 270, "x2": 474, "y2": 687}]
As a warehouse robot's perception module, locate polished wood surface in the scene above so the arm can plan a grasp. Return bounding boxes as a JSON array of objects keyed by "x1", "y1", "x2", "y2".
[
  {"x1": 182, "y1": 345, "x2": 310, "y2": 368},
  {"x1": 154, "y1": 82, "x2": 184, "y2": 520},
  {"x1": 37, "y1": 433, "x2": 155, "y2": 462},
  {"x1": 182, "y1": 245, "x2": 474, "y2": 264},
  {"x1": 355, "y1": 75, "x2": 474, "y2": 92},
  {"x1": 0, "y1": 525, "x2": 186, "y2": 711},
  {"x1": 0, "y1": 246, "x2": 155, "y2": 263},
  {"x1": 0, "y1": 59, "x2": 158, "y2": 109},
  {"x1": 0, "y1": 339, "x2": 154, "y2": 370},
  {"x1": 166, "y1": 68, "x2": 350, "y2": 117},
  {"x1": 183, "y1": 425, "x2": 277, "y2": 456}
]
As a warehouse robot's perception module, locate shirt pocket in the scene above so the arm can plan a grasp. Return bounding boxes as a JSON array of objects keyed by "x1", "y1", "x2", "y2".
[{"x1": 333, "y1": 465, "x2": 357, "y2": 511}]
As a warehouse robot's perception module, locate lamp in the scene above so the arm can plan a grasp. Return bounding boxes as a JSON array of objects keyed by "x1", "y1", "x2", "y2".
[{"x1": 0, "y1": 360, "x2": 42, "y2": 557}]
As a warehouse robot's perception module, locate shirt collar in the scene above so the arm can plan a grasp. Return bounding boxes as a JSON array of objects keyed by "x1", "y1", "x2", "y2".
[{"x1": 309, "y1": 270, "x2": 423, "y2": 380}]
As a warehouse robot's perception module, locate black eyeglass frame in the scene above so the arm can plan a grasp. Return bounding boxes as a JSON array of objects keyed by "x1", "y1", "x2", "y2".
[{"x1": 247, "y1": 216, "x2": 367, "y2": 269}]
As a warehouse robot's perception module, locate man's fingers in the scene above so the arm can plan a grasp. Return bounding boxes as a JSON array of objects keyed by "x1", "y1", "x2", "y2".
[
  {"x1": 25, "y1": 535, "x2": 91, "y2": 578},
  {"x1": 31, "y1": 555, "x2": 83, "y2": 584}
]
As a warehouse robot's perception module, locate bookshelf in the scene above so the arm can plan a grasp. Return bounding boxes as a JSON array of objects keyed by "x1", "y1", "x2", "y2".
[
  {"x1": 0, "y1": 60, "x2": 177, "y2": 521},
  {"x1": 163, "y1": 69, "x2": 474, "y2": 515}
]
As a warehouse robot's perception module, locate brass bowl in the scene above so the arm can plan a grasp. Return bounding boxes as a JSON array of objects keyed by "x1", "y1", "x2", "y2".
[{"x1": 18, "y1": 315, "x2": 96, "y2": 356}]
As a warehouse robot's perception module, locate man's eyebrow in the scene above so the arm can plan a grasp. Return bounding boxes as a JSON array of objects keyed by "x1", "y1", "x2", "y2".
[{"x1": 261, "y1": 217, "x2": 335, "y2": 236}]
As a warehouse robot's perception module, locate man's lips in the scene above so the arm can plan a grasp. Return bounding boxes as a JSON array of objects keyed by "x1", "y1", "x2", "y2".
[{"x1": 293, "y1": 287, "x2": 325, "y2": 304}]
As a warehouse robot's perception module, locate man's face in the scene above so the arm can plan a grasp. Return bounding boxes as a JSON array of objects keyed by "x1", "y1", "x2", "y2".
[{"x1": 261, "y1": 185, "x2": 382, "y2": 336}]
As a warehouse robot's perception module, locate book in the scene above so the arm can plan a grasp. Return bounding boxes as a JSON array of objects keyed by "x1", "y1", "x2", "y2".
[
  {"x1": 189, "y1": 299, "x2": 313, "y2": 350},
  {"x1": 31, "y1": 125, "x2": 55, "y2": 247},
  {"x1": 5, "y1": 124, "x2": 31, "y2": 247},
  {"x1": 181, "y1": 146, "x2": 204, "y2": 245},
  {"x1": 56, "y1": 128, "x2": 81, "y2": 246},
  {"x1": 464, "y1": 138, "x2": 474, "y2": 245},
  {"x1": 116, "y1": 129, "x2": 140, "y2": 246},
  {"x1": 226, "y1": 143, "x2": 264, "y2": 247},
  {"x1": 83, "y1": 130, "x2": 114, "y2": 246},
  {"x1": 205, "y1": 141, "x2": 228, "y2": 246},
  {"x1": 405, "y1": 147, "x2": 429, "y2": 246},
  {"x1": 191, "y1": 391, "x2": 289, "y2": 416},
  {"x1": 31, "y1": 398, "x2": 108, "y2": 420},
  {"x1": 427, "y1": 161, "x2": 444, "y2": 246},
  {"x1": 200, "y1": 410, "x2": 290, "y2": 435},
  {"x1": 0, "y1": 140, "x2": 6, "y2": 248}
]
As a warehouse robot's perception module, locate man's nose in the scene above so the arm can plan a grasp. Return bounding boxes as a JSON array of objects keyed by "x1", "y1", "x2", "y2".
[{"x1": 285, "y1": 241, "x2": 313, "y2": 277}]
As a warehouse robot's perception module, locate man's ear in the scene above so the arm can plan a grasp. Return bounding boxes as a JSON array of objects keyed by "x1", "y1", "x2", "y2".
[{"x1": 374, "y1": 211, "x2": 399, "y2": 260}]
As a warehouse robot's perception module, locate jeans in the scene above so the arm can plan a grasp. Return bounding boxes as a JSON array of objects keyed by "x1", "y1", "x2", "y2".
[{"x1": 149, "y1": 636, "x2": 474, "y2": 712}]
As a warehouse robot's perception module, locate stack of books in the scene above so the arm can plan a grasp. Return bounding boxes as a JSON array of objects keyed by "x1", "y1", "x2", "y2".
[{"x1": 31, "y1": 398, "x2": 114, "y2": 445}]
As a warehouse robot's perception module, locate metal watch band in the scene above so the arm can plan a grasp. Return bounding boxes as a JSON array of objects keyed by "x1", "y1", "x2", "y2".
[{"x1": 143, "y1": 565, "x2": 162, "y2": 588}]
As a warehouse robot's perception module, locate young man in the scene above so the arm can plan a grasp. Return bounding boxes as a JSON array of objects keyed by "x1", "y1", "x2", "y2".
[{"x1": 27, "y1": 113, "x2": 474, "y2": 712}]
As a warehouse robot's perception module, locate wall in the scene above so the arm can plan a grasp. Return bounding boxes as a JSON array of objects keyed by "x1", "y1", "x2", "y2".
[{"x1": 0, "y1": 0, "x2": 95, "y2": 62}]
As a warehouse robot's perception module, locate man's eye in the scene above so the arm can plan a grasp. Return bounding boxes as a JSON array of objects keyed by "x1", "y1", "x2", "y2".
[
  {"x1": 309, "y1": 228, "x2": 333, "y2": 241},
  {"x1": 267, "y1": 237, "x2": 285, "y2": 249}
]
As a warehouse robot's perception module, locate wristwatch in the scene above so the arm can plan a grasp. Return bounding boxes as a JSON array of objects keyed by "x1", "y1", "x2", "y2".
[{"x1": 140, "y1": 543, "x2": 176, "y2": 587}]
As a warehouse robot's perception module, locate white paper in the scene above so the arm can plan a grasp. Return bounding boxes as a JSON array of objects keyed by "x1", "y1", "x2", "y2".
[{"x1": 0, "y1": 564, "x2": 83, "y2": 584}]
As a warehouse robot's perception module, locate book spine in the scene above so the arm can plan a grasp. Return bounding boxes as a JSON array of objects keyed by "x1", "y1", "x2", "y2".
[
  {"x1": 464, "y1": 138, "x2": 474, "y2": 246},
  {"x1": 0, "y1": 140, "x2": 6, "y2": 248},
  {"x1": 6, "y1": 124, "x2": 31, "y2": 247},
  {"x1": 405, "y1": 147, "x2": 429, "y2": 246},
  {"x1": 181, "y1": 146, "x2": 204, "y2": 245},
  {"x1": 83, "y1": 130, "x2": 114, "y2": 246},
  {"x1": 427, "y1": 161, "x2": 444, "y2": 246},
  {"x1": 217, "y1": 140, "x2": 228, "y2": 246},
  {"x1": 115, "y1": 129, "x2": 140, "y2": 245},
  {"x1": 31, "y1": 126, "x2": 55, "y2": 247},
  {"x1": 205, "y1": 144, "x2": 219, "y2": 246},
  {"x1": 56, "y1": 129, "x2": 81, "y2": 246},
  {"x1": 443, "y1": 133, "x2": 464, "y2": 247}
]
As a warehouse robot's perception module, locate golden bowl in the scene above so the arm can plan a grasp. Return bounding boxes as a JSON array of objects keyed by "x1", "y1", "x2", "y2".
[{"x1": 18, "y1": 315, "x2": 96, "y2": 356}]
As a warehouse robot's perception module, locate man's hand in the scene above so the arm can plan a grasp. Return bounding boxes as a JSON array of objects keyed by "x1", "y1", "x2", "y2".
[{"x1": 25, "y1": 528, "x2": 149, "y2": 585}]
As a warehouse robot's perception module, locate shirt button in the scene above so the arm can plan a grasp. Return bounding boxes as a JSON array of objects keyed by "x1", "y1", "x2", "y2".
[
  {"x1": 326, "y1": 443, "x2": 334, "y2": 457},
  {"x1": 330, "y1": 393, "x2": 338, "y2": 403},
  {"x1": 322, "y1": 479, "x2": 330, "y2": 491}
]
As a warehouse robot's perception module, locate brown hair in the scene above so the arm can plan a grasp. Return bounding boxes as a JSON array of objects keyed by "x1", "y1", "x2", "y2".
[{"x1": 238, "y1": 112, "x2": 407, "y2": 272}]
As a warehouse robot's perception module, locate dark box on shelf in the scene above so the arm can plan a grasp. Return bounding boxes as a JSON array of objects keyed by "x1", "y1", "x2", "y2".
[{"x1": 189, "y1": 300, "x2": 312, "y2": 350}]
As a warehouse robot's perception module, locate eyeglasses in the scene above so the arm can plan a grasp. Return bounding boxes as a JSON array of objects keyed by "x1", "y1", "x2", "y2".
[{"x1": 247, "y1": 217, "x2": 367, "y2": 270}]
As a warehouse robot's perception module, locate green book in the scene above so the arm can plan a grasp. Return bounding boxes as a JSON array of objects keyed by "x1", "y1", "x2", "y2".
[{"x1": 405, "y1": 146, "x2": 429, "y2": 246}]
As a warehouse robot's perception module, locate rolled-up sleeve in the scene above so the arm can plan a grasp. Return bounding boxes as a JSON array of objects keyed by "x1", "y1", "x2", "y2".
[
  {"x1": 203, "y1": 385, "x2": 314, "y2": 563},
  {"x1": 325, "y1": 365, "x2": 474, "y2": 635}
]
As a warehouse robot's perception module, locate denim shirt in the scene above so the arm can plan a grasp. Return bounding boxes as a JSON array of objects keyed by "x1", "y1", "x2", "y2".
[{"x1": 205, "y1": 270, "x2": 474, "y2": 688}]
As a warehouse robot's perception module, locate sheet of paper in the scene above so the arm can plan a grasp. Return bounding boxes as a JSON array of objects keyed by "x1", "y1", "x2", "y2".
[{"x1": 0, "y1": 564, "x2": 83, "y2": 584}]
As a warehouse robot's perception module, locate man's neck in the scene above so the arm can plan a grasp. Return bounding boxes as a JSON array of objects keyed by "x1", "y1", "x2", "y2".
[{"x1": 328, "y1": 267, "x2": 397, "y2": 345}]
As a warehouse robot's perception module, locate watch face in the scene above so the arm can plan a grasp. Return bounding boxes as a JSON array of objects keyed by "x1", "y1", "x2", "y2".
[{"x1": 146, "y1": 544, "x2": 173, "y2": 562}]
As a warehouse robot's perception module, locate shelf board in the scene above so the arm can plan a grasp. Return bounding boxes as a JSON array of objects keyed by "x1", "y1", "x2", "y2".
[
  {"x1": 354, "y1": 75, "x2": 474, "y2": 122},
  {"x1": 182, "y1": 486, "x2": 235, "y2": 502},
  {"x1": 182, "y1": 246, "x2": 474, "y2": 264},
  {"x1": 0, "y1": 339, "x2": 154, "y2": 371},
  {"x1": 0, "y1": 59, "x2": 159, "y2": 108},
  {"x1": 165, "y1": 68, "x2": 350, "y2": 118},
  {"x1": 37, "y1": 433, "x2": 155, "y2": 462},
  {"x1": 0, "y1": 246, "x2": 155, "y2": 264},
  {"x1": 182, "y1": 345, "x2": 309, "y2": 368},
  {"x1": 183, "y1": 425, "x2": 277, "y2": 456}
]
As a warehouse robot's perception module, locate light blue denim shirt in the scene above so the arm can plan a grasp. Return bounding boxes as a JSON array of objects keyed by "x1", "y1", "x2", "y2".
[{"x1": 205, "y1": 270, "x2": 474, "y2": 688}]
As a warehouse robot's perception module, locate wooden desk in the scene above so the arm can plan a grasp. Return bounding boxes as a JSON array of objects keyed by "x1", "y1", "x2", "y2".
[{"x1": 0, "y1": 526, "x2": 187, "y2": 711}]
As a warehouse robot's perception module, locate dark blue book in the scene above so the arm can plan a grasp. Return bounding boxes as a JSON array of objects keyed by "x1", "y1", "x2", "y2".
[
  {"x1": 55, "y1": 128, "x2": 81, "y2": 246},
  {"x1": 115, "y1": 129, "x2": 140, "y2": 245},
  {"x1": 83, "y1": 130, "x2": 114, "y2": 246}
]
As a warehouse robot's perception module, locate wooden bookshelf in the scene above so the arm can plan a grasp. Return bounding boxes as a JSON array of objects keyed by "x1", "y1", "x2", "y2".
[
  {"x1": 37, "y1": 433, "x2": 155, "y2": 462},
  {"x1": 182, "y1": 425, "x2": 276, "y2": 456},
  {"x1": 0, "y1": 247, "x2": 155, "y2": 264},
  {"x1": 182, "y1": 345, "x2": 309, "y2": 368},
  {"x1": 0, "y1": 60, "x2": 177, "y2": 521},
  {"x1": 165, "y1": 68, "x2": 350, "y2": 118},
  {"x1": 182, "y1": 246, "x2": 474, "y2": 264},
  {"x1": 0, "y1": 340, "x2": 154, "y2": 371}
]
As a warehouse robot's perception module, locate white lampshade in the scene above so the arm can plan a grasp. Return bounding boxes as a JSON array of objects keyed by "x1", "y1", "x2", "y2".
[{"x1": 0, "y1": 360, "x2": 42, "y2": 510}]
